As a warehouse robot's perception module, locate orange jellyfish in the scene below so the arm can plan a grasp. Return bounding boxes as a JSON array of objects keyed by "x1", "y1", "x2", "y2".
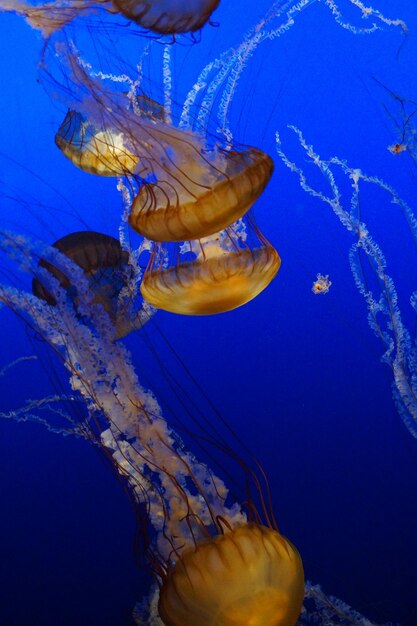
[
  {"x1": 55, "y1": 110, "x2": 139, "y2": 177},
  {"x1": 0, "y1": 0, "x2": 220, "y2": 36},
  {"x1": 129, "y1": 146, "x2": 274, "y2": 243},
  {"x1": 54, "y1": 90, "x2": 274, "y2": 243},
  {"x1": 55, "y1": 96, "x2": 166, "y2": 177},
  {"x1": 32, "y1": 230, "x2": 147, "y2": 338},
  {"x1": 111, "y1": 0, "x2": 221, "y2": 34},
  {"x1": 311, "y1": 273, "x2": 331, "y2": 295},
  {"x1": 158, "y1": 523, "x2": 304, "y2": 626},
  {"x1": 140, "y1": 219, "x2": 281, "y2": 315},
  {"x1": 47, "y1": 48, "x2": 275, "y2": 243}
]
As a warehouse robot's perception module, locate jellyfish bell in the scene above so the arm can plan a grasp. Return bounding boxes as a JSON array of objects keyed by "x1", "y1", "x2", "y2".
[
  {"x1": 55, "y1": 109, "x2": 139, "y2": 177},
  {"x1": 159, "y1": 523, "x2": 304, "y2": 626},
  {"x1": 0, "y1": 0, "x2": 220, "y2": 36},
  {"x1": 111, "y1": 0, "x2": 221, "y2": 34},
  {"x1": 140, "y1": 245, "x2": 280, "y2": 316},
  {"x1": 32, "y1": 230, "x2": 130, "y2": 310},
  {"x1": 140, "y1": 220, "x2": 281, "y2": 315},
  {"x1": 56, "y1": 102, "x2": 274, "y2": 243},
  {"x1": 55, "y1": 94, "x2": 169, "y2": 177},
  {"x1": 48, "y1": 49, "x2": 274, "y2": 242},
  {"x1": 32, "y1": 230, "x2": 143, "y2": 338},
  {"x1": 130, "y1": 147, "x2": 274, "y2": 243}
]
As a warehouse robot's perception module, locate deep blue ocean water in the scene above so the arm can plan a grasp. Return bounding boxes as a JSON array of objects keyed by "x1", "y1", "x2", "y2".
[{"x1": 1, "y1": 1, "x2": 417, "y2": 625}]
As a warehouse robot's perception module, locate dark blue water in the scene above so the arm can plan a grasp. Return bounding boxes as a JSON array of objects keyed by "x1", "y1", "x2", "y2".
[{"x1": 1, "y1": 1, "x2": 417, "y2": 625}]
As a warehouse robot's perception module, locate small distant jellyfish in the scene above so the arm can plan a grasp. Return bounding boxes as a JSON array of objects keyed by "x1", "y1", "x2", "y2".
[
  {"x1": 388, "y1": 142, "x2": 407, "y2": 155},
  {"x1": 311, "y1": 273, "x2": 331, "y2": 295}
]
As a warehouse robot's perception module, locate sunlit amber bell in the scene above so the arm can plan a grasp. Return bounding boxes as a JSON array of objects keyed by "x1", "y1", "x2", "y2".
[
  {"x1": 158, "y1": 523, "x2": 304, "y2": 626},
  {"x1": 55, "y1": 131, "x2": 138, "y2": 177},
  {"x1": 129, "y1": 149, "x2": 274, "y2": 242},
  {"x1": 140, "y1": 246, "x2": 281, "y2": 315}
]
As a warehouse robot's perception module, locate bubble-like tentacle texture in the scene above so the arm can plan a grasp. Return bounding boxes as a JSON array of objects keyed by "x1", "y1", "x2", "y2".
[{"x1": 32, "y1": 230, "x2": 147, "y2": 339}]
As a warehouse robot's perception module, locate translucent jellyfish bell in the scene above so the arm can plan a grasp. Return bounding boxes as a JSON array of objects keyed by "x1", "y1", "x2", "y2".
[
  {"x1": 158, "y1": 523, "x2": 304, "y2": 626},
  {"x1": 0, "y1": 0, "x2": 220, "y2": 36},
  {"x1": 111, "y1": 0, "x2": 221, "y2": 34},
  {"x1": 59, "y1": 112, "x2": 275, "y2": 243},
  {"x1": 140, "y1": 220, "x2": 281, "y2": 315},
  {"x1": 130, "y1": 147, "x2": 274, "y2": 242},
  {"x1": 32, "y1": 231, "x2": 141, "y2": 337},
  {"x1": 55, "y1": 110, "x2": 139, "y2": 177},
  {"x1": 53, "y1": 59, "x2": 274, "y2": 243}
]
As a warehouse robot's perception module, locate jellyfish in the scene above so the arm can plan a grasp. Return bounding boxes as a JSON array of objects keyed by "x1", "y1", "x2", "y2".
[
  {"x1": 0, "y1": 230, "x2": 303, "y2": 625},
  {"x1": 111, "y1": 0, "x2": 221, "y2": 35},
  {"x1": 373, "y1": 78, "x2": 417, "y2": 169},
  {"x1": 57, "y1": 97, "x2": 274, "y2": 242},
  {"x1": 55, "y1": 110, "x2": 139, "y2": 176},
  {"x1": 26, "y1": 0, "x2": 402, "y2": 251},
  {"x1": 0, "y1": 0, "x2": 406, "y2": 40},
  {"x1": 311, "y1": 274, "x2": 331, "y2": 295},
  {"x1": 0, "y1": 1, "x2": 410, "y2": 623},
  {"x1": 0, "y1": 228, "x2": 405, "y2": 626},
  {"x1": 52, "y1": 60, "x2": 275, "y2": 243},
  {"x1": 140, "y1": 219, "x2": 281, "y2": 315},
  {"x1": 158, "y1": 523, "x2": 304, "y2": 626},
  {"x1": 276, "y1": 127, "x2": 417, "y2": 440},
  {"x1": 129, "y1": 146, "x2": 274, "y2": 243},
  {"x1": 0, "y1": 224, "x2": 399, "y2": 626},
  {"x1": 55, "y1": 96, "x2": 167, "y2": 177},
  {"x1": 0, "y1": 0, "x2": 220, "y2": 36},
  {"x1": 32, "y1": 230, "x2": 150, "y2": 338}
]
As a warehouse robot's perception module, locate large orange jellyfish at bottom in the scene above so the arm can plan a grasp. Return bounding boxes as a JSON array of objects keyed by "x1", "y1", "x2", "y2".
[{"x1": 159, "y1": 523, "x2": 304, "y2": 626}]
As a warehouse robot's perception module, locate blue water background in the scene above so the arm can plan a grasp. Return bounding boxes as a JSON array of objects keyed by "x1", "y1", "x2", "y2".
[{"x1": 1, "y1": 1, "x2": 417, "y2": 624}]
